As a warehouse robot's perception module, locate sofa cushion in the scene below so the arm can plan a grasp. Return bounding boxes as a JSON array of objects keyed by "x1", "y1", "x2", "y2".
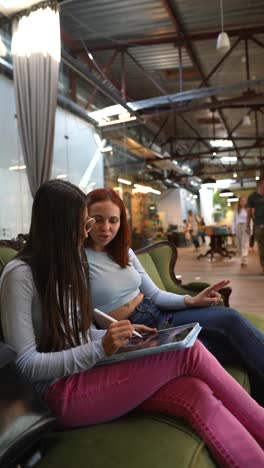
[
  {"x1": 38, "y1": 364, "x2": 249, "y2": 468},
  {"x1": 242, "y1": 312, "x2": 264, "y2": 333},
  {"x1": 39, "y1": 414, "x2": 216, "y2": 468},
  {"x1": 0, "y1": 247, "x2": 17, "y2": 276},
  {"x1": 138, "y1": 245, "x2": 205, "y2": 297},
  {"x1": 137, "y1": 252, "x2": 166, "y2": 290}
]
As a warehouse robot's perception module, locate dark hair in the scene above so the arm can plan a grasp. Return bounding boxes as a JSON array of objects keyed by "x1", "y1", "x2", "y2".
[
  {"x1": 86, "y1": 188, "x2": 130, "y2": 268},
  {"x1": 237, "y1": 196, "x2": 247, "y2": 214},
  {"x1": 17, "y1": 179, "x2": 92, "y2": 352}
]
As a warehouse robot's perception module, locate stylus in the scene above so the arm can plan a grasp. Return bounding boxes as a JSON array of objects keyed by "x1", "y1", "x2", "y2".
[{"x1": 94, "y1": 308, "x2": 143, "y2": 338}]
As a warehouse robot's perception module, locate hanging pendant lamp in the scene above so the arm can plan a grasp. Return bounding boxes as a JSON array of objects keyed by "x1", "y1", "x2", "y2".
[{"x1": 216, "y1": 0, "x2": 231, "y2": 54}]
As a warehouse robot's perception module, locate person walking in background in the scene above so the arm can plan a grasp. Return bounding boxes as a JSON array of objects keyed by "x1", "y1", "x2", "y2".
[
  {"x1": 247, "y1": 176, "x2": 264, "y2": 273},
  {"x1": 183, "y1": 219, "x2": 191, "y2": 244},
  {"x1": 232, "y1": 196, "x2": 250, "y2": 267},
  {"x1": 187, "y1": 209, "x2": 199, "y2": 249},
  {"x1": 197, "y1": 215, "x2": 206, "y2": 245}
]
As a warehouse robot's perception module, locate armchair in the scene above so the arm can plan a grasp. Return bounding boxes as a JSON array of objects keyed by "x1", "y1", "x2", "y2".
[
  {"x1": 0, "y1": 242, "x2": 261, "y2": 468},
  {"x1": 136, "y1": 241, "x2": 232, "y2": 307}
]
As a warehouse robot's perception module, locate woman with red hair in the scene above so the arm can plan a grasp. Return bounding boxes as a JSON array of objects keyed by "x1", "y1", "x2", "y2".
[{"x1": 86, "y1": 188, "x2": 264, "y2": 406}]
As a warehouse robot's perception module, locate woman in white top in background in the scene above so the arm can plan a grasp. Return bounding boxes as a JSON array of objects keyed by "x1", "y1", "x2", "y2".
[{"x1": 232, "y1": 196, "x2": 250, "y2": 267}]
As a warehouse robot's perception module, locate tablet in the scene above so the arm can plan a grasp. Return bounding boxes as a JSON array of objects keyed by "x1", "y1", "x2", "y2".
[{"x1": 97, "y1": 322, "x2": 202, "y2": 366}]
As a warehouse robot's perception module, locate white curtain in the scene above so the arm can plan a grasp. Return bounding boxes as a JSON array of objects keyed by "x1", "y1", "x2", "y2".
[{"x1": 12, "y1": 4, "x2": 61, "y2": 196}]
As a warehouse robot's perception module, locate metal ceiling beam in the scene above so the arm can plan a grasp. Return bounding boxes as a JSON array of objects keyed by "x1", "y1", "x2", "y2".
[
  {"x1": 150, "y1": 141, "x2": 264, "y2": 162},
  {"x1": 130, "y1": 78, "x2": 264, "y2": 112},
  {"x1": 252, "y1": 36, "x2": 264, "y2": 49},
  {"x1": 199, "y1": 38, "x2": 241, "y2": 88},
  {"x1": 158, "y1": 0, "x2": 247, "y2": 165},
  {"x1": 160, "y1": 0, "x2": 204, "y2": 80},
  {"x1": 218, "y1": 108, "x2": 244, "y2": 165},
  {"x1": 77, "y1": 26, "x2": 264, "y2": 53},
  {"x1": 178, "y1": 114, "x2": 212, "y2": 153},
  {"x1": 148, "y1": 117, "x2": 170, "y2": 149},
  {"x1": 84, "y1": 49, "x2": 119, "y2": 109},
  {"x1": 161, "y1": 136, "x2": 264, "y2": 142},
  {"x1": 141, "y1": 94, "x2": 264, "y2": 118},
  {"x1": 125, "y1": 49, "x2": 170, "y2": 98},
  {"x1": 80, "y1": 40, "x2": 120, "y2": 96},
  {"x1": 196, "y1": 166, "x2": 264, "y2": 177},
  {"x1": 61, "y1": 48, "x2": 142, "y2": 120}
]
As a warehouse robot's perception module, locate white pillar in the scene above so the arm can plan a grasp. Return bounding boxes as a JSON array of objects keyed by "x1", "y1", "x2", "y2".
[{"x1": 199, "y1": 187, "x2": 214, "y2": 224}]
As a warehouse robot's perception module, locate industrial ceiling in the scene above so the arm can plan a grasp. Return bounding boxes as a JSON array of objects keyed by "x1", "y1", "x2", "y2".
[{"x1": 1, "y1": 0, "x2": 264, "y2": 191}]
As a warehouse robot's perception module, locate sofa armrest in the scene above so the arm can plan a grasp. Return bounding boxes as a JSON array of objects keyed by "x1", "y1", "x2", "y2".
[
  {"x1": 182, "y1": 283, "x2": 232, "y2": 308},
  {"x1": 217, "y1": 286, "x2": 232, "y2": 307},
  {"x1": 0, "y1": 342, "x2": 55, "y2": 468},
  {"x1": 183, "y1": 281, "x2": 211, "y2": 292}
]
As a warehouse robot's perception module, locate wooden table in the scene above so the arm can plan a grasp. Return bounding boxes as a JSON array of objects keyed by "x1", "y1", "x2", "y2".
[{"x1": 197, "y1": 233, "x2": 236, "y2": 261}]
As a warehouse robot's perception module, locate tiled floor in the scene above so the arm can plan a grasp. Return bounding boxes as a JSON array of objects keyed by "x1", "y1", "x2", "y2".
[{"x1": 175, "y1": 243, "x2": 263, "y2": 315}]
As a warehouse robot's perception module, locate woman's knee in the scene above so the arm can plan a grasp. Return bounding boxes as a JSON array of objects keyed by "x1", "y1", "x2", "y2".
[
  {"x1": 208, "y1": 306, "x2": 241, "y2": 329},
  {"x1": 174, "y1": 376, "x2": 213, "y2": 408}
]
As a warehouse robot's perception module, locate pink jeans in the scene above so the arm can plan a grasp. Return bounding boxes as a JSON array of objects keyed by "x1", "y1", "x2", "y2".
[{"x1": 44, "y1": 340, "x2": 264, "y2": 468}]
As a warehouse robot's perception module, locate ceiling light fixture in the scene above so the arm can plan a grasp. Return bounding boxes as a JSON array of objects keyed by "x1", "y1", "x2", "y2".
[
  {"x1": 133, "y1": 184, "x2": 161, "y2": 195},
  {"x1": 9, "y1": 165, "x2": 26, "y2": 171},
  {"x1": 227, "y1": 197, "x2": 239, "y2": 202},
  {"x1": 210, "y1": 139, "x2": 233, "y2": 148},
  {"x1": 220, "y1": 156, "x2": 237, "y2": 164},
  {"x1": 242, "y1": 114, "x2": 251, "y2": 126},
  {"x1": 216, "y1": 178, "x2": 234, "y2": 188},
  {"x1": 219, "y1": 188, "x2": 234, "y2": 197},
  {"x1": 201, "y1": 177, "x2": 217, "y2": 188},
  {"x1": 216, "y1": 0, "x2": 231, "y2": 54},
  {"x1": 117, "y1": 178, "x2": 132, "y2": 185}
]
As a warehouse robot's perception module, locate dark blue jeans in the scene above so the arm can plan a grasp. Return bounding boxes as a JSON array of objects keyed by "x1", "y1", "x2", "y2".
[{"x1": 129, "y1": 299, "x2": 264, "y2": 404}]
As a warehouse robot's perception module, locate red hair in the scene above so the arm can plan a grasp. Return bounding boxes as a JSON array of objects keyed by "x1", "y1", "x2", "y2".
[{"x1": 86, "y1": 188, "x2": 131, "y2": 268}]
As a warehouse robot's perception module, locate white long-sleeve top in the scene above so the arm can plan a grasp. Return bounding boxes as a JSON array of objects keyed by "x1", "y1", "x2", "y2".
[
  {"x1": 86, "y1": 248, "x2": 188, "y2": 314},
  {"x1": 0, "y1": 259, "x2": 106, "y2": 393},
  {"x1": 232, "y1": 208, "x2": 247, "y2": 233}
]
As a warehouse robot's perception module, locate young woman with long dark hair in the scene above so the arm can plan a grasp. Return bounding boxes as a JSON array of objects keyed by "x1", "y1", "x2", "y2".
[
  {"x1": 86, "y1": 188, "x2": 264, "y2": 406},
  {"x1": 1, "y1": 180, "x2": 264, "y2": 467}
]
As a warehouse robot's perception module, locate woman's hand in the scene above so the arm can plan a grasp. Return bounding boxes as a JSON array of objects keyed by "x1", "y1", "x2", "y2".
[
  {"x1": 102, "y1": 321, "x2": 157, "y2": 356},
  {"x1": 102, "y1": 320, "x2": 135, "y2": 356},
  {"x1": 133, "y1": 324, "x2": 157, "y2": 334},
  {"x1": 184, "y1": 280, "x2": 230, "y2": 308}
]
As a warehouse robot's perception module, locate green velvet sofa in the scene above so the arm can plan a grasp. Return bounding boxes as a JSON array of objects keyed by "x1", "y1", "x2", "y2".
[{"x1": 0, "y1": 241, "x2": 263, "y2": 468}]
